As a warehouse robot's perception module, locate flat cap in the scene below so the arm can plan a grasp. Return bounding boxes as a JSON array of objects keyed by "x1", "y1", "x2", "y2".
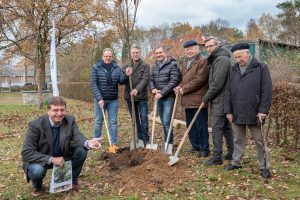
[
  {"x1": 183, "y1": 40, "x2": 198, "y2": 48},
  {"x1": 231, "y1": 43, "x2": 250, "y2": 53}
]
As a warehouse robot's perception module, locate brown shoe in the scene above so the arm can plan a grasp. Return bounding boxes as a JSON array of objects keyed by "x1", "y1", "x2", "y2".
[
  {"x1": 31, "y1": 188, "x2": 44, "y2": 197},
  {"x1": 72, "y1": 182, "x2": 82, "y2": 191}
]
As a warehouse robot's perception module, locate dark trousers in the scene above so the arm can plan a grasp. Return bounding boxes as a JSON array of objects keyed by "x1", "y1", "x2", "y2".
[
  {"x1": 185, "y1": 108, "x2": 209, "y2": 154},
  {"x1": 211, "y1": 115, "x2": 234, "y2": 160},
  {"x1": 127, "y1": 100, "x2": 149, "y2": 142},
  {"x1": 27, "y1": 147, "x2": 87, "y2": 189}
]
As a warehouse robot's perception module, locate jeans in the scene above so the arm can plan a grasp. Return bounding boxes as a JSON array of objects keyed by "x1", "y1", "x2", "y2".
[
  {"x1": 157, "y1": 97, "x2": 175, "y2": 144},
  {"x1": 185, "y1": 108, "x2": 209, "y2": 154},
  {"x1": 211, "y1": 115, "x2": 234, "y2": 161},
  {"x1": 93, "y1": 98, "x2": 118, "y2": 144},
  {"x1": 27, "y1": 147, "x2": 88, "y2": 189},
  {"x1": 127, "y1": 100, "x2": 149, "y2": 142}
]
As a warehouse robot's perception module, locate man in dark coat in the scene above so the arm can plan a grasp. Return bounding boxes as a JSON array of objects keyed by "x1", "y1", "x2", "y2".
[
  {"x1": 175, "y1": 40, "x2": 210, "y2": 157},
  {"x1": 149, "y1": 45, "x2": 181, "y2": 151},
  {"x1": 224, "y1": 43, "x2": 273, "y2": 178},
  {"x1": 124, "y1": 44, "x2": 150, "y2": 145},
  {"x1": 22, "y1": 97, "x2": 101, "y2": 197},
  {"x1": 90, "y1": 48, "x2": 128, "y2": 148},
  {"x1": 201, "y1": 36, "x2": 234, "y2": 165}
]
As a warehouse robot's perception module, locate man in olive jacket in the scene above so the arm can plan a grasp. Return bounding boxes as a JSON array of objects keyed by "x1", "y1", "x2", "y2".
[
  {"x1": 224, "y1": 43, "x2": 272, "y2": 178},
  {"x1": 124, "y1": 44, "x2": 150, "y2": 144},
  {"x1": 201, "y1": 37, "x2": 234, "y2": 165},
  {"x1": 22, "y1": 97, "x2": 101, "y2": 197},
  {"x1": 175, "y1": 40, "x2": 209, "y2": 157},
  {"x1": 149, "y1": 45, "x2": 181, "y2": 149}
]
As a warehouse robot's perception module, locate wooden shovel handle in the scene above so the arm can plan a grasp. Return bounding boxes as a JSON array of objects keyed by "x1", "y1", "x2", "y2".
[
  {"x1": 150, "y1": 99, "x2": 158, "y2": 144},
  {"x1": 102, "y1": 107, "x2": 112, "y2": 146},
  {"x1": 174, "y1": 103, "x2": 204, "y2": 157}
]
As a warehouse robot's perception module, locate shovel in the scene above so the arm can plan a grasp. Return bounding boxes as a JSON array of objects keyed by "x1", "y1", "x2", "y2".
[
  {"x1": 259, "y1": 116, "x2": 270, "y2": 182},
  {"x1": 102, "y1": 107, "x2": 117, "y2": 154},
  {"x1": 161, "y1": 92, "x2": 179, "y2": 154},
  {"x1": 168, "y1": 103, "x2": 204, "y2": 166},
  {"x1": 146, "y1": 99, "x2": 158, "y2": 150},
  {"x1": 128, "y1": 74, "x2": 144, "y2": 150}
]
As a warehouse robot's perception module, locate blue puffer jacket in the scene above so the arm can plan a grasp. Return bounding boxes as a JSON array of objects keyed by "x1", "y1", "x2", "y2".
[
  {"x1": 90, "y1": 60, "x2": 128, "y2": 102},
  {"x1": 149, "y1": 57, "x2": 181, "y2": 98}
]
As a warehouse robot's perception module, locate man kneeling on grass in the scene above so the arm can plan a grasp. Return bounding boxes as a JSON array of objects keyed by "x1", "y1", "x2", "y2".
[{"x1": 22, "y1": 96, "x2": 101, "y2": 197}]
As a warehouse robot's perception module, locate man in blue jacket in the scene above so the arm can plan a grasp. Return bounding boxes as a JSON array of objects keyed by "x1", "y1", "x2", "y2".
[
  {"x1": 224, "y1": 43, "x2": 272, "y2": 178},
  {"x1": 90, "y1": 48, "x2": 128, "y2": 148}
]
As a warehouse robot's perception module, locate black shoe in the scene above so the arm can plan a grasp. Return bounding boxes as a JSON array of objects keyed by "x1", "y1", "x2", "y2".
[
  {"x1": 199, "y1": 151, "x2": 209, "y2": 157},
  {"x1": 185, "y1": 147, "x2": 199, "y2": 153},
  {"x1": 260, "y1": 169, "x2": 271, "y2": 178},
  {"x1": 223, "y1": 153, "x2": 233, "y2": 160},
  {"x1": 204, "y1": 158, "x2": 222, "y2": 166},
  {"x1": 224, "y1": 164, "x2": 241, "y2": 171}
]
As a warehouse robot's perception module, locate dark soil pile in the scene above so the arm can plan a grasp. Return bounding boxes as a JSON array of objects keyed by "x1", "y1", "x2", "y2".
[{"x1": 97, "y1": 147, "x2": 193, "y2": 195}]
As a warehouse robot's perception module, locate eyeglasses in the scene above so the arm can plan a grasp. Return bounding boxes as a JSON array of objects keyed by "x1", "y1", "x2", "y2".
[{"x1": 205, "y1": 44, "x2": 217, "y2": 49}]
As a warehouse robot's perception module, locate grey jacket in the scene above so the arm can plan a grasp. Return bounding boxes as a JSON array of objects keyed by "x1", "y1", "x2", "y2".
[
  {"x1": 149, "y1": 57, "x2": 181, "y2": 99},
  {"x1": 123, "y1": 59, "x2": 150, "y2": 101},
  {"x1": 224, "y1": 57, "x2": 273, "y2": 124},
  {"x1": 202, "y1": 46, "x2": 231, "y2": 116},
  {"x1": 22, "y1": 115, "x2": 87, "y2": 182}
]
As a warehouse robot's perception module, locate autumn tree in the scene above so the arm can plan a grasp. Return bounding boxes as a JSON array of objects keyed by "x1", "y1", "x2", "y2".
[
  {"x1": 201, "y1": 18, "x2": 243, "y2": 43},
  {"x1": 276, "y1": 0, "x2": 300, "y2": 45},
  {"x1": 245, "y1": 19, "x2": 262, "y2": 41},
  {"x1": 114, "y1": 0, "x2": 141, "y2": 64},
  {"x1": 0, "y1": 0, "x2": 111, "y2": 93}
]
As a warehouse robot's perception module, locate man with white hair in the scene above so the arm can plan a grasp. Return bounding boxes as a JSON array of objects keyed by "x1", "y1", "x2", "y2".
[
  {"x1": 175, "y1": 40, "x2": 209, "y2": 157},
  {"x1": 224, "y1": 43, "x2": 272, "y2": 178}
]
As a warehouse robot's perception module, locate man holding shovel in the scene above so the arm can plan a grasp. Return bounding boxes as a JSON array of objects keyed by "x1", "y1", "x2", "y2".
[
  {"x1": 90, "y1": 48, "x2": 128, "y2": 150},
  {"x1": 224, "y1": 43, "x2": 272, "y2": 178},
  {"x1": 174, "y1": 40, "x2": 210, "y2": 157},
  {"x1": 124, "y1": 44, "x2": 150, "y2": 146},
  {"x1": 149, "y1": 45, "x2": 181, "y2": 151}
]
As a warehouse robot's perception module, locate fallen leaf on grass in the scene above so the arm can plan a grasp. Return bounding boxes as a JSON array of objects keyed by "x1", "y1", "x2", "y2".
[
  {"x1": 266, "y1": 185, "x2": 274, "y2": 190},
  {"x1": 118, "y1": 188, "x2": 124, "y2": 195}
]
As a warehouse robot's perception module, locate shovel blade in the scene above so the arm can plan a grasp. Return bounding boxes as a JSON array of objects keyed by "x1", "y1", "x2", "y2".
[
  {"x1": 168, "y1": 155, "x2": 179, "y2": 166},
  {"x1": 146, "y1": 143, "x2": 158, "y2": 150},
  {"x1": 137, "y1": 139, "x2": 145, "y2": 148},
  {"x1": 130, "y1": 139, "x2": 145, "y2": 151},
  {"x1": 161, "y1": 143, "x2": 173, "y2": 155},
  {"x1": 108, "y1": 146, "x2": 117, "y2": 154}
]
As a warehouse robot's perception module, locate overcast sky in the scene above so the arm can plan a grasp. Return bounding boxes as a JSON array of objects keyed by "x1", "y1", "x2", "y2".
[{"x1": 136, "y1": 0, "x2": 282, "y2": 31}]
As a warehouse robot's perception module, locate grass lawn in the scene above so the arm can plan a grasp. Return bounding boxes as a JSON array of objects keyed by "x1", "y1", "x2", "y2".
[{"x1": 0, "y1": 92, "x2": 299, "y2": 199}]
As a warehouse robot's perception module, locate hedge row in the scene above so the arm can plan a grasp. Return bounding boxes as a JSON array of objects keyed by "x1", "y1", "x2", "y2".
[
  {"x1": 58, "y1": 82, "x2": 186, "y2": 120},
  {"x1": 59, "y1": 81, "x2": 300, "y2": 148}
]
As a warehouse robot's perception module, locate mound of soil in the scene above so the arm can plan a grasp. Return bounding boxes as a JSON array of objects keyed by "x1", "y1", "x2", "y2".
[{"x1": 97, "y1": 147, "x2": 193, "y2": 195}]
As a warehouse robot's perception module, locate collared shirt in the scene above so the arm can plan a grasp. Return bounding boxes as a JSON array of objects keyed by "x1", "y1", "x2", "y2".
[
  {"x1": 47, "y1": 116, "x2": 90, "y2": 165},
  {"x1": 186, "y1": 57, "x2": 195, "y2": 69},
  {"x1": 158, "y1": 57, "x2": 167, "y2": 69},
  {"x1": 49, "y1": 117, "x2": 62, "y2": 127}
]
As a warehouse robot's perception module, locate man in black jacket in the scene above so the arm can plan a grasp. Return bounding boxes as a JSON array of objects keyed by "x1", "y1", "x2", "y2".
[
  {"x1": 224, "y1": 43, "x2": 272, "y2": 178},
  {"x1": 149, "y1": 46, "x2": 181, "y2": 150},
  {"x1": 22, "y1": 97, "x2": 101, "y2": 197},
  {"x1": 202, "y1": 37, "x2": 234, "y2": 166},
  {"x1": 124, "y1": 44, "x2": 150, "y2": 145}
]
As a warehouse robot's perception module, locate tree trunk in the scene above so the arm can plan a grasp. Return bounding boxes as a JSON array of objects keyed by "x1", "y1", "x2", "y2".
[{"x1": 24, "y1": 65, "x2": 28, "y2": 84}]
